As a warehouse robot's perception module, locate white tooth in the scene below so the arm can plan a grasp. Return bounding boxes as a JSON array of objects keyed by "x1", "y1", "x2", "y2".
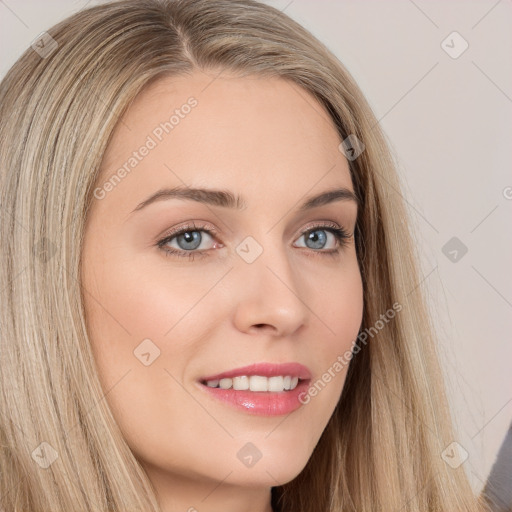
[
  {"x1": 249, "y1": 375, "x2": 268, "y2": 392},
  {"x1": 208, "y1": 375, "x2": 298, "y2": 392},
  {"x1": 232, "y1": 376, "x2": 250, "y2": 390},
  {"x1": 268, "y1": 376, "x2": 285, "y2": 392},
  {"x1": 219, "y1": 378, "x2": 233, "y2": 389}
]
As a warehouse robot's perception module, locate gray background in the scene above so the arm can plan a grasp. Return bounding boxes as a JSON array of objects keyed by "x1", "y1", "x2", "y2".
[{"x1": 1, "y1": 0, "x2": 510, "y2": 494}]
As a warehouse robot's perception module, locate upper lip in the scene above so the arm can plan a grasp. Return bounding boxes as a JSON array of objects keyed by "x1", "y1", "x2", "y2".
[{"x1": 199, "y1": 362, "x2": 312, "y2": 382}]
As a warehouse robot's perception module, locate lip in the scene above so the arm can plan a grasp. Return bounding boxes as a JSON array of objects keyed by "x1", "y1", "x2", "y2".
[
  {"x1": 199, "y1": 362, "x2": 312, "y2": 382},
  {"x1": 197, "y1": 362, "x2": 312, "y2": 417}
]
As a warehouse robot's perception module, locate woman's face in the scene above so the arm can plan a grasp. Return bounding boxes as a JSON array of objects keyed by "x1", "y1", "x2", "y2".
[{"x1": 81, "y1": 70, "x2": 363, "y2": 508}]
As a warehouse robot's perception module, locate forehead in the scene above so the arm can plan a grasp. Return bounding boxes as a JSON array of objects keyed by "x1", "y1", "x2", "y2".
[{"x1": 96, "y1": 70, "x2": 354, "y2": 217}]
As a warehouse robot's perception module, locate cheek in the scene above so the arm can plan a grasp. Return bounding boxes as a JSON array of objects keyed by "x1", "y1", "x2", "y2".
[
  {"x1": 80, "y1": 252, "x2": 217, "y2": 462},
  {"x1": 80, "y1": 248, "x2": 230, "y2": 419},
  {"x1": 305, "y1": 253, "x2": 364, "y2": 351},
  {"x1": 324, "y1": 271, "x2": 363, "y2": 339},
  {"x1": 302, "y1": 258, "x2": 363, "y2": 406},
  {"x1": 81, "y1": 249, "x2": 212, "y2": 345}
]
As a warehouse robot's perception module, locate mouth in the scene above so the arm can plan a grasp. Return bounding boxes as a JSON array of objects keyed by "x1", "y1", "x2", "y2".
[{"x1": 197, "y1": 362, "x2": 312, "y2": 416}]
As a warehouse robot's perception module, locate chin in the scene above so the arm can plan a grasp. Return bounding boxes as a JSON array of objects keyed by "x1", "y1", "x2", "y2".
[{"x1": 225, "y1": 446, "x2": 312, "y2": 487}]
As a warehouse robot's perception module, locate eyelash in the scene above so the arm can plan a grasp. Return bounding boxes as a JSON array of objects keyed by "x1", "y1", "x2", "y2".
[{"x1": 156, "y1": 221, "x2": 352, "y2": 261}]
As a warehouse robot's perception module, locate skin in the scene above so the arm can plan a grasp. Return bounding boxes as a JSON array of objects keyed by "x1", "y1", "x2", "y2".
[{"x1": 81, "y1": 70, "x2": 364, "y2": 512}]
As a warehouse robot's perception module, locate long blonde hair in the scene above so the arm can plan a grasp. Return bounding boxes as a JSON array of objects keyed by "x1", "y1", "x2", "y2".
[{"x1": 0, "y1": 0, "x2": 488, "y2": 510}]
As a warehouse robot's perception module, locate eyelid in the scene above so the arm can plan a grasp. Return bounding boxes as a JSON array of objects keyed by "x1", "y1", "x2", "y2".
[
  {"x1": 157, "y1": 219, "x2": 352, "y2": 243},
  {"x1": 301, "y1": 220, "x2": 352, "y2": 237},
  {"x1": 157, "y1": 220, "x2": 218, "y2": 241}
]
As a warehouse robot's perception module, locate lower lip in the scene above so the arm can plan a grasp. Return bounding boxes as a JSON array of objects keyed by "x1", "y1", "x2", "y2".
[{"x1": 198, "y1": 379, "x2": 311, "y2": 416}]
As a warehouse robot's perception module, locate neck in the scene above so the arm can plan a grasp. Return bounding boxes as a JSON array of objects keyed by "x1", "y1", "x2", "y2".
[{"x1": 143, "y1": 463, "x2": 274, "y2": 512}]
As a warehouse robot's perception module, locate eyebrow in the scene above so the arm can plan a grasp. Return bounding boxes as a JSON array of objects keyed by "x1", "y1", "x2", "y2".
[{"x1": 129, "y1": 185, "x2": 358, "y2": 215}]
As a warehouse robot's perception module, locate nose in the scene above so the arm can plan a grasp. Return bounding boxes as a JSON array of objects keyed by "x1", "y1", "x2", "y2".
[{"x1": 231, "y1": 242, "x2": 309, "y2": 337}]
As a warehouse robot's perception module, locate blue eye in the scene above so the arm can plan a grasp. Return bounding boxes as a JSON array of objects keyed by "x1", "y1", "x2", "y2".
[
  {"x1": 295, "y1": 226, "x2": 349, "y2": 253},
  {"x1": 157, "y1": 221, "x2": 351, "y2": 261}
]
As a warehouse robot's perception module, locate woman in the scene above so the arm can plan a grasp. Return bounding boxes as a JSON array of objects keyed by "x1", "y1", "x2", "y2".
[{"x1": 0, "y1": 0, "x2": 489, "y2": 510}]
